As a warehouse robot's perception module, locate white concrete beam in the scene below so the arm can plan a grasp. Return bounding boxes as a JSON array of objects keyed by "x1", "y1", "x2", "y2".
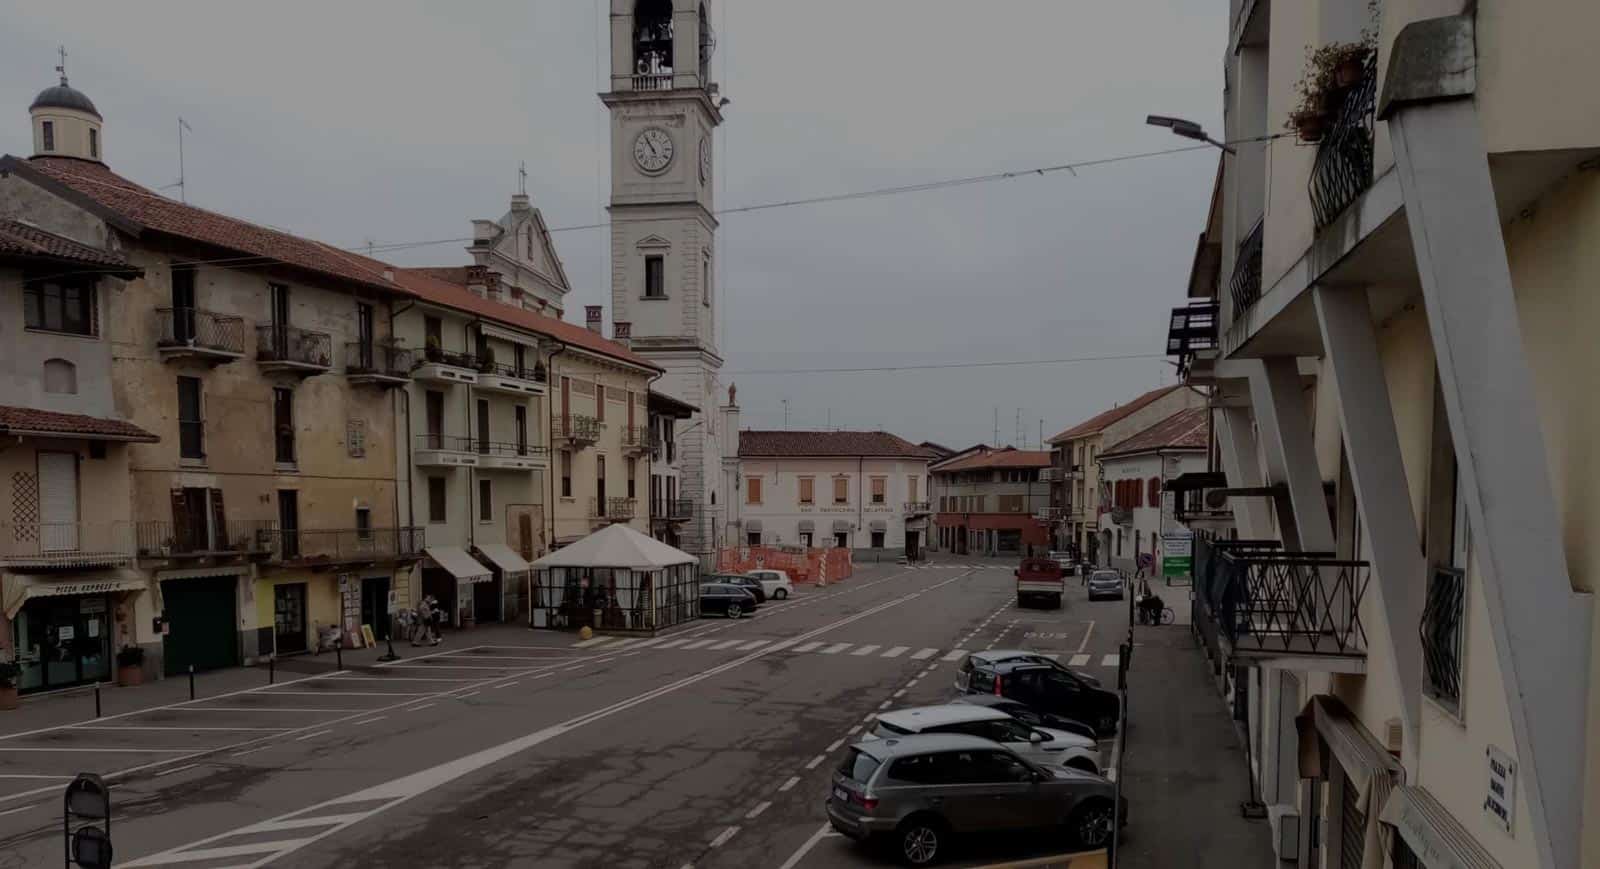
[
  {"x1": 1390, "y1": 97, "x2": 1592, "y2": 869},
  {"x1": 1249, "y1": 358, "x2": 1335, "y2": 553},
  {"x1": 1215, "y1": 406, "x2": 1274, "y2": 541},
  {"x1": 1312, "y1": 284, "x2": 1426, "y2": 743}
]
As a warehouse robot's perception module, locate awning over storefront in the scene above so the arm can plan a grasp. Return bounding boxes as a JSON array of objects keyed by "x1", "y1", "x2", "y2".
[
  {"x1": 744, "y1": 520, "x2": 763, "y2": 532},
  {"x1": 425, "y1": 546, "x2": 491, "y2": 585},
  {"x1": 833, "y1": 520, "x2": 852, "y2": 533},
  {"x1": 3, "y1": 569, "x2": 147, "y2": 619},
  {"x1": 1380, "y1": 785, "x2": 1504, "y2": 869},
  {"x1": 476, "y1": 543, "x2": 531, "y2": 576},
  {"x1": 869, "y1": 520, "x2": 888, "y2": 532},
  {"x1": 1297, "y1": 695, "x2": 1406, "y2": 868},
  {"x1": 798, "y1": 520, "x2": 815, "y2": 532}
]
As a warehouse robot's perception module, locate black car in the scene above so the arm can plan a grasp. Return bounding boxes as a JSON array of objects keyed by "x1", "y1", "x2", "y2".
[
  {"x1": 964, "y1": 661, "x2": 1120, "y2": 736},
  {"x1": 951, "y1": 694, "x2": 1099, "y2": 741},
  {"x1": 699, "y1": 583, "x2": 759, "y2": 619},
  {"x1": 706, "y1": 573, "x2": 767, "y2": 603}
]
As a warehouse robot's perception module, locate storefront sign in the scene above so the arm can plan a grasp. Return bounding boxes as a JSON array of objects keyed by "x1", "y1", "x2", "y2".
[
  {"x1": 40, "y1": 580, "x2": 141, "y2": 596},
  {"x1": 1484, "y1": 745, "x2": 1516, "y2": 833},
  {"x1": 79, "y1": 597, "x2": 107, "y2": 614},
  {"x1": 1161, "y1": 531, "x2": 1194, "y2": 578},
  {"x1": 57, "y1": 625, "x2": 75, "y2": 641}
]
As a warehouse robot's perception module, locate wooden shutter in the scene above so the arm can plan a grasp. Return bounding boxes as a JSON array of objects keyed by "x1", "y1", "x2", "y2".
[
  {"x1": 209, "y1": 488, "x2": 227, "y2": 550},
  {"x1": 561, "y1": 376, "x2": 570, "y2": 424},
  {"x1": 596, "y1": 383, "x2": 605, "y2": 421},
  {"x1": 170, "y1": 487, "x2": 191, "y2": 550},
  {"x1": 627, "y1": 390, "x2": 635, "y2": 429}
]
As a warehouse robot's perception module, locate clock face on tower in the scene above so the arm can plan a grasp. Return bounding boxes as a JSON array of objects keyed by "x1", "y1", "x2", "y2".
[
  {"x1": 633, "y1": 127, "x2": 674, "y2": 174},
  {"x1": 699, "y1": 137, "x2": 711, "y2": 185}
]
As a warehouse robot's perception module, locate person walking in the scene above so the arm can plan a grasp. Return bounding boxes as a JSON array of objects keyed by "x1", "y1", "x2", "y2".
[{"x1": 429, "y1": 595, "x2": 444, "y2": 645}]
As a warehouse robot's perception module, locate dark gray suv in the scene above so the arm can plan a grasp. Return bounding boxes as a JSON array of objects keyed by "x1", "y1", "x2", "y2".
[{"x1": 827, "y1": 733, "x2": 1121, "y2": 865}]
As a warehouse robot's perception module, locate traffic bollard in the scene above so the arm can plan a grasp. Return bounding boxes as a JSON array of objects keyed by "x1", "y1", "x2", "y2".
[
  {"x1": 94, "y1": 683, "x2": 101, "y2": 719},
  {"x1": 335, "y1": 642, "x2": 343, "y2": 671},
  {"x1": 269, "y1": 656, "x2": 275, "y2": 685},
  {"x1": 188, "y1": 664, "x2": 195, "y2": 701}
]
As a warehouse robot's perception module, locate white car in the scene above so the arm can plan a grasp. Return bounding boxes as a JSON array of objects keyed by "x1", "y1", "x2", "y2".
[
  {"x1": 864, "y1": 704, "x2": 1102, "y2": 774},
  {"x1": 745, "y1": 569, "x2": 795, "y2": 600}
]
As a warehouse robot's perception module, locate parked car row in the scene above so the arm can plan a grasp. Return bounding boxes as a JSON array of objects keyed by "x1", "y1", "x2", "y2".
[{"x1": 697, "y1": 569, "x2": 796, "y2": 619}]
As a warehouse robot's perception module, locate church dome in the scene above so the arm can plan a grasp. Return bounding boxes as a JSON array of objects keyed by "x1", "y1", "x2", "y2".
[{"x1": 30, "y1": 83, "x2": 99, "y2": 118}]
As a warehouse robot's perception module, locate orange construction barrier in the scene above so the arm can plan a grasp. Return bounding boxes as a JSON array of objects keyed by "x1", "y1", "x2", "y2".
[{"x1": 714, "y1": 545, "x2": 854, "y2": 584}]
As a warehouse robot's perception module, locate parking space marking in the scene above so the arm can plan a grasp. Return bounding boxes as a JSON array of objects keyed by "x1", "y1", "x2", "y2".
[
  {"x1": 793, "y1": 641, "x2": 823, "y2": 653},
  {"x1": 1102, "y1": 653, "x2": 1120, "y2": 667},
  {"x1": 911, "y1": 648, "x2": 938, "y2": 659},
  {"x1": 0, "y1": 747, "x2": 200, "y2": 753},
  {"x1": 682, "y1": 639, "x2": 717, "y2": 650},
  {"x1": 572, "y1": 636, "x2": 612, "y2": 648},
  {"x1": 0, "y1": 804, "x2": 39, "y2": 817},
  {"x1": 737, "y1": 640, "x2": 769, "y2": 651},
  {"x1": 456, "y1": 691, "x2": 480, "y2": 699},
  {"x1": 893, "y1": 689, "x2": 906, "y2": 698},
  {"x1": 779, "y1": 775, "x2": 800, "y2": 792},
  {"x1": 820, "y1": 643, "x2": 852, "y2": 655},
  {"x1": 710, "y1": 825, "x2": 741, "y2": 848},
  {"x1": 1043, "y1": 653, "x2": 1062, "y2": 660},
  {"x1": 494, "y1": 682, "x2": 518, "y2": 689},
  {"x1": 629, "y1": 638, "x2": 667, "y2": 649},
  {"x1": 419, "y1": 654, "x2": 571, "y2": 662},
  {"x1": 179, "y1": 707, "x2": 354, "y2": 713},
  {"x1": 1070, "y1": 654, "x2": 1091, "y2": 666},
  {"x1": 805, "y1": 754, "x2": 825, "y2": 769},
  {"x1": 941, "y1": 648, "x2": 968, "y2": 661},
  {"x1": 403, "y1": 703, "x2": 436, "y2": 713},
  {"x1": 375, "y1": 644, "x2": 491, "y2": 666},
  {"x1": 0, "y1": 774, "x2": 71, "y2": 780},
  {"x1": 656, "y1": 638, "x2": 690, "y2": 649},
  {"x1": 710, "y1": 640, "x2": 744, "y2": 651},
  {"x1": 826, "y1": 738, "x2": 845, "y2": 752},
  {"x1": 847, "y1": 725, "x2": 861, "y2": 735},
  {"x1": 849, "y1": 644, "x2": 881, "y2": 656},
  {"x1": 295, "y1": 730, "x2": 334, "y2": 742},
  {"x1": 776, "y1": 823, "x2": 834, "y2": 869},
  {"x1": 70, "y1": 725, "x2": 291, "y2": 732},
  {"x1": 257, "y1": 691, "x2": 433, "y2": 697},
  {"x1": 882, "y1": 646, "x2": 909, "y2": 658},
  {"x1": 155, "y1": 763, "x2": 202, "y2": 778},
  {"x1": 745, "y1": 801, "x2": 772, "y2": 820},
  {"x1": 352, "y1": 716, "x2": 387, "y2": 726},
  {"x1": 382, "y1": 663, "x2": 529, "y2": 671},
  {"x1": 325, "y1": 676, "x2": 482, "y2": 682}
]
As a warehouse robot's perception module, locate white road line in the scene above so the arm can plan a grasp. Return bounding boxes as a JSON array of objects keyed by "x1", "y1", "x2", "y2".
[
  {"x1": 805, "y1": 754, "x2": 826, "y2": 769},
  {"x1": 820, "y1": 643, "x2": 852, "y2": 655},
  {"x1": 605, "y1": 638, "x2": 642, "y2": 650},
  {"x1": 878, "y1": 700, "x2": 892, "y2": 709},
  {"x1": 682, "y1": 639, "x2": 717, "y2": 650},
  {"x1": 793, "y1": 641, "x2": 823, "y2": 653},
  {"x1": 1043, "y1": 653, "x2": 1061, "y2": 660},
  {"x1": 847, "y1": 724, "x2": 862, "y2": 735},
  {"x1": 629, "y1": 638, "x2": 666, "y2": 649},
  {"x1": 376, "y1": 644, "x2": 490, "y2": 666},
  {"x1": 404, "y1": 703, "x2": 436, "y2": 712},
  {"x1": 737, "y1": 640, "x2": 769, "y2": 651},
  {"x1": 317, "y1": 676, "x2": 483, "y2": 682},
  {"x1": 494, "y1": 682, "x2": 518, "y2": 689},
  {"x1": 849, "y1": 645, "x2": 881, "y2": 657},
  {"x1": 745, "y1": 801, "x2": 772, "y2": 820},
  {"x1": 129, "y1": 839, "x2": 321, "y2": 864},
  {"x1": 411, "y1": 654, "x2": 570, "y2": 662},
  {"x1": 572, "y1": 636, "x2": 612, "y2": 648},
  {"x1": 710, "y1": 640, "x2": 743, "y2": 651},
  {"x1": 778, "y1": 776, "x2": 800, "y2": 792},
  {"x1": 0, "y1": 747, "x2": 198, "y2": 753},
  {"x1": 892, "y1": 689, "x2": 906, "y2": 698},
  {"x1": 0, "y1": 804, "x2": 39, "y2": 818},
  {"x1": 167, "y1": 707, "x2": 354, "y2": 713},
  {"x1": 352, "y1": 716, "x2": 387, "y2": 726},
  {"x1": 256, "y1": 691, "x2": 432, "y2": 697},
  {"x1": 906, "y1": 678, "x2": 920, "y2": 687},
  {"x1": 1070, "y1": 654, "x2": 1091, "y2": 666},
  {"x1": 0, "y1": 775, "x2": 70, "y2": 780},
  {"x1": 383, "y1": 663, "x2": 529, "y2": 670},
  {"x1": 826, "y1": 738, "x2": 845, "y2": 752},
  {"x1": 775, "y1": 823, "x2": 834, "y2": 869},
  {"x1": 456, "y1": 691, "x2": 480, "y2": 699},
  {"x1": 295, "y1": 730, "x2": 334, "y2": 742},
  {"x1": 709, "y1": 825, "x2": 741, "y2": 848},
  {"x1": 229, "y1": 746, "x2": 273, "y2": 758},
  {"x1": 155, "y1": 763, "x2": 201, "y2": 778},
  {"x1": 1077, "y1": 620, "x2": 1096, "y2": 653},
  {"x1": 882, "y1": 646, "x2": 909, "y2": 658},
  {"x1": 941, "y1": 649, "x2": 967, "y2": 661},
  {"x1": 69, "y1": 726, "x2": 290, "y2": 732},
  {"x1": 1103, "y1": 653, "x2": 1121, "y2": 667},
  {"x1": 656, "y1": 638, "x2": 690, "y2": 649},
  {"x1": 911, "y1": 648, "x2": 938, "y2": 660}
]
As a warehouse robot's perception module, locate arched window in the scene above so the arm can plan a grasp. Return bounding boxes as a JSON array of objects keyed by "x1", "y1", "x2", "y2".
[
  {"x1": 42, "y1": 358, "x2": 77, "y2": 394},
  {"x1": 635, "y1": 0, "x2": 674, "y2": 75}
]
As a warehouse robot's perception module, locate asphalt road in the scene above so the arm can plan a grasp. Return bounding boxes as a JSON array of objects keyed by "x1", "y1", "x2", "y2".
[{"x1": 0, "y1": 558, "x2": 1134, "y2": 868}]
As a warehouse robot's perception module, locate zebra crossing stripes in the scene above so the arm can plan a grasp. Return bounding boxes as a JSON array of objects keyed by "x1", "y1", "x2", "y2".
[
  {"x1": 910, "y1": 648, "x2": 938, "y2": 660},
  {"x1": 682, "y1": 639, "x2": 717, "y2": 650},
  {"x1": 566, "y1": 635, "x2": 1121, "y2": 668},
  {"x1": 737, "y1": 640, "x2": 769, "y2": 651},
  {"x1": 882, "y1": 646, "x2": 909, "y2": 658},
  {"x1": 657, "y1": 638, "x2": 690, "y2": 649},
  {"x1": 710, "y1": 639, "x2": 744, "y2": 651},
  {"x1": 849, "y1": 645, "x2": 881, "y2": 657},
  {"x1": 940, "y1": 649, "x2": 967, "y2": 662},
  {"x1": 819, "y1": 643, "x2": 852, "y2": 655},
  {"x1": 1102, "y1": 653, "x2": 1121, "y2": 667},
  {"x1": 793, "y1": 641, "x2": 824, "y2": 653},
  {"x1": 1069, "y1": 653, "x2": 1091, "y2": 666}
]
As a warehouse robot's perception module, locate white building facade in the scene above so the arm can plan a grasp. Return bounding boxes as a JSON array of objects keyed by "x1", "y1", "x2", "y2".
[{"x1": 1094, "y1": 407, "x2": 1208, "y2": 575}]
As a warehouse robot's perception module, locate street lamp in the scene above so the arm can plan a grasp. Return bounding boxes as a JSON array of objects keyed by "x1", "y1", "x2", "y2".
[{"x1": 1146, "y1": 115, "x2": 1236, "y2": 155}]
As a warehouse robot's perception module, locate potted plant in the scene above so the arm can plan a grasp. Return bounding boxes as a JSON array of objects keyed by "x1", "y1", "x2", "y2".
[
  {"x1": 116, "y1": 646, "x2": 145, "y2": 687},
  {"x1": 0, "y1": 660, "x2": 19, "y2": 710},
  {"x1": 477, "y1": 346, "x2": 497, "y2": 374},
  {"x1": 424, "y1": 334, "x2": 442, "y2": 362}
]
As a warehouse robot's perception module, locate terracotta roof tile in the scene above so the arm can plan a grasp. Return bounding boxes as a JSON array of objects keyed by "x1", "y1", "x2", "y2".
[
  {"x1": 0, "y1": 218, "x2": 135, "y2": 271},
  {"x1": 738, "y1": 430, "x2": 937, "y2": 459},
  {"x1": 931, "y1": 447, "x2": 1053, "y2": 473},
  {"x1": 0, "y1": 405, "x2": 157, "y2": 442},
  {"x1": 1101, "y1": 407, "x2": 1209, "y2": 457},
  {"x1": 1047, "y1": 385, "x2": 1185, "y2": 443}
]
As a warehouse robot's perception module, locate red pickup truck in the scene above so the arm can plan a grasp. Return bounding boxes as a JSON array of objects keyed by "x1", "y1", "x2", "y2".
[{"x1": 1014, "y1": 557, "x2": 1065, "y2": 609}]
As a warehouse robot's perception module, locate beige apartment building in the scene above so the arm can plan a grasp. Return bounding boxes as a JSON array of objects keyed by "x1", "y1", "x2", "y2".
[{"x1": 1169, "y1": 2, "x2": 1600, "y2": 867}]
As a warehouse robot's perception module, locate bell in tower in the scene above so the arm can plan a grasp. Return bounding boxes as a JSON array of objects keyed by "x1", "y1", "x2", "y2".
[{"x1": 634, "y1": 0, "x2": 674, "y2": 77}]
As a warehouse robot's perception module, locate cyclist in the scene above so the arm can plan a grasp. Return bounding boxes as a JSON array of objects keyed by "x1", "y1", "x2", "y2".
[{"x1": 1136, "y1": 580, "x2": 1166, "y2": 625}]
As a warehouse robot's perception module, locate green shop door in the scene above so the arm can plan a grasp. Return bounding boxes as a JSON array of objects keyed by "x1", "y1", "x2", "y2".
[{"x1": 162, "y1": 576, "x2": 240, "y2": 677}]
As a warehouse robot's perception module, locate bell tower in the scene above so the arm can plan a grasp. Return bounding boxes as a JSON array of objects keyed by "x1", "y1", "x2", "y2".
[{"x1": 602, "y1": 0, "x2": 727, "y2": 555}]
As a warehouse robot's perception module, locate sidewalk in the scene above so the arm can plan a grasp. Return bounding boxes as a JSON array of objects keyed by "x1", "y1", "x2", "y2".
[
  {"x1": 1117, "y1": 601, "x2": 1276, "y2": 868},
  {"x1": 0, "y1": 622, "x2": 540, "y2": 738}
]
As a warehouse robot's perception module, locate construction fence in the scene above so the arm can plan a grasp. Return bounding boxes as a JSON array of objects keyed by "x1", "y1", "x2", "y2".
[{"x1": 714, "y1": 545, "x2": 855, "y2": 585}]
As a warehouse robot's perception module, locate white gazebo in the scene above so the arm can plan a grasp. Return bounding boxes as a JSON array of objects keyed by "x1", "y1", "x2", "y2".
[{"x1": 529, "y1": 524, "x2": 700, "y2": 634}]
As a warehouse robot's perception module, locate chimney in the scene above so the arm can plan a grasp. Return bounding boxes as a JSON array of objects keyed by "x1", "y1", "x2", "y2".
[
  {"x1": 613, "y1": 321, "x2": 632, "y2": 348},
  {"x1": 485, "y1": 270, "x2": 503, "y2": 301},
  {"x1": 465, "y1": 265, "x2": 488, "y2": 297},
  {"x1": 510, "y1": 193, "x2": 531, "y2": 212},
  {"x1": 585, "y1": 306, "x2": 603, "y2": 333}
]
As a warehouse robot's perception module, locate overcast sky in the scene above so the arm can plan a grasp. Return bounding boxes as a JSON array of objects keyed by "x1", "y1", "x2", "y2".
[{"x1": 1, "y1": 0, "x2": 1222, "y2": 448}]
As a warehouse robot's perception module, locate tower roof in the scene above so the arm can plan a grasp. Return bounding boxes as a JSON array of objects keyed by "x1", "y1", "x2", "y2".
[{"x1": 30, "y1": 83, "x2": 99, "y2": 118}]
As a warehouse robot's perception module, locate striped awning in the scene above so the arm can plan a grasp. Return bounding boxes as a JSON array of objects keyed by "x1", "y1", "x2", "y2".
[{"x1": 1380, "y1": 785, "x2": 1504, "y2": 869}]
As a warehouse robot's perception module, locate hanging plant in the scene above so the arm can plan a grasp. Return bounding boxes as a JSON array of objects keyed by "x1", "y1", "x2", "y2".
[{"x1": 1285, "y1": 3, "x2": 1379, "y2": 143}]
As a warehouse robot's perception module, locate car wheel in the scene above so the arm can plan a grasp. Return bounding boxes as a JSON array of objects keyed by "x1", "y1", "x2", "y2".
[
  {"x1": 1067, "y1": 798, "x2": 1115, "y2": 849},
  {"x1": 895, "y1": 815, "x2": 945, "y2": 866},
  {"x1": 775, "y1": 588, "x2": 788, "y2": 600},
  {"x1": 1064, "y1": 757, "x2": 1098, "y2": 774},
  {"x1": 727, "y1": 603, "x2": 742, "y2": 619}
]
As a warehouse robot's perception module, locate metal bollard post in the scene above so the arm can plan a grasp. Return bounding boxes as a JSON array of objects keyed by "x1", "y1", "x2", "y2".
[
  {"x1": 188, "y1": 664, "x2": 195, "y2": 701},
  {"x1": 94, "y1": 683, "x2": 101, "y2": 719},
  {"x1": 335, "y1": 641, "x2": 343, "y2": 671},
  {"x1": 268, "y1": 656, "x2": 275, "y2": 685}
]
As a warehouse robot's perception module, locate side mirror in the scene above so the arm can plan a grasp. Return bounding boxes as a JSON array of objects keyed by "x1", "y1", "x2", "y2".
[
  {"x1": 1013, "y1": 569, "x2": 1019, "y2": 577},
  {"x1": 1028, "y1": 731, "x2": 1044, "y2": 744}
]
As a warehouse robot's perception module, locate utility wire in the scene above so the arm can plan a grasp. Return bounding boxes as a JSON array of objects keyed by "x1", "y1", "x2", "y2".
[{"x1": 730, "y1": 352, "x2": 1167, "y2": 376}]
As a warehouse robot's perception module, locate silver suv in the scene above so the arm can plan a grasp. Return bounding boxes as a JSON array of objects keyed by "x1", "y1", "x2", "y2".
[{"x1": 827, "y1": 733, "x2": 1120, "y2": 866}]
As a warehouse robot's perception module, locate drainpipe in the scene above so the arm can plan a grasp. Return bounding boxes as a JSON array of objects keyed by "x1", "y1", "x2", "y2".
[
  {"x1": 857, "y1": 455, "x2": 865, "y2": 551},
  {"x1": 545, "y1": 343, "x2": 567, "y2": 551},
  {"x1": 392, "y1": 300, "x2": 416, "y2": 613}
]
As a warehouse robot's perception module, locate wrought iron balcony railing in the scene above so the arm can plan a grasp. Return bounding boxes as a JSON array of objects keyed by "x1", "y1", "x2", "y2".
[
  {"x1": 135, "y1": 519, "x2": 276, "y2": 558},
  {"x1": 477, "y1": 359, "x2": 547, "y2": 383},
  {"x1": 1210, "y1": 550, "x2": 1370, "y2": 657},
  {"x1": 268, "y1": 526, "x2": 424, "y2": 563},
  {"x1": 1309, "y1": 52, "x2": 1378, "y2": 229},
  {"x1": 903, "y1": 501, "x2": 932, "y2": 515},
  {"x1": 417, "y1": 433, "x2": 476, "y2": 453},
  {"x1": 417, "y1": 346, "x2": 478, "y2": 370},
  {"x1": 0, "y1": 522, "x2": 135, "y2": 568},
  {"x1": 474, "y1": 440, "x2": 550, "y2": 459},
  {"x1": 621, "y1": 425, "x2": 650, "y2": 452},
  {"x1": 345, "y1": 341, "x2": 413, "y2": 379},
  {"x1": 590, "y1": 497, "x2": 637, "y2": 520},
  {"x1": 1421, "y1": 565, "x2": 1466, "y2": 710},
  {"x1": 256, "y1": 325, "x2": 333, "y2": 369},
  {"x1": 556, "y1": 415, "x2": 603, "y2": 444},
  {"x1": 1229, "y1": 220, "x2": 1265, "y2": 318},
  {"x1": 157, "y1": 308, "x2": 247, "y2": 355}
]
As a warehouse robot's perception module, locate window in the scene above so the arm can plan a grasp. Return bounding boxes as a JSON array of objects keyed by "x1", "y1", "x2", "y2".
[
  {"x1": 278, "y1": 490, "x2": 300, "y2": 559},
  {"x1": 42, "y1": 359, "x2": 76, "y2": 394},
  {"x1": 702, "y1": 251, "x2": 712, "y2": 308},
  {"x1": 479, "y1": 479, "x2": 493, "y2": 523},
  {"x1": 515, "y1": 405, "x2": 528, "y2": 455},
  {"x1": 177, "y1": 376, "x2": 204, "y2": 459},
  {"x1": 747, "y1": 531, "x2": 761, "y2": 546},
  {"x1": 908, "y1": 476, "x2": 919, "y2": 501},
  {"x1": 798, "y1": 477, "x2": 814, "y2": 505},
  {"x1": 596, "y1": 383, "x2": 605, "y2": 422},
  {"x1": 355, "y1": 506, "x2": 372, "y2": 540},
  {"x1": 747, "y1": 476, "x2": 762, "y2": 505},
  {"x1": 644, "y1": 255, "x2": 666, "y2": 298},
  {"x1": 596, "y1": 455, "x2": 607, "y2": 512},
  {"x1": 476, "y1": 399, "x2": 490, "y2": 453},
  {"x1": 41, "y1": 120, "x2": 54, "y2": 151},
  {"x1": 870, "y1": 477, "x2": 886, "y2": 504},
  {"x1": 514, "y1": 344, "x2": 527, "y2": 378},
  {"x1": 1148, "y1": 477, "x2": 1161, "y2": 508},
  {"x1": 870, "y1": 531, "x2": 885, "y2": 548},
  {"x1": 833, "y1": 477, "x2": 849, "y2": 505},
  {"x1": 999, "y1": 494, "x2": 1024, "y2": 513},
  {"x1": 626, "y1": 456, "x2": 637, "y2": 499},
  {"x1": 424, "y1": 315, "x2": 443, "y2": 353},
  {"x1": 24, "y1": 275, "x2": 96, "y2": 335},
  {"x1": 88, "y1": 128, "x2": 98, "y2": 159},
  {"x1": 561, "y1": 451, "x2": 573, "y2": 498},
  {"x1": 273, "y1": 387, "x2": 295, "y2": 464},
  {"x1": 428, "y1": 477, "x2": 447, "y2": 523}
]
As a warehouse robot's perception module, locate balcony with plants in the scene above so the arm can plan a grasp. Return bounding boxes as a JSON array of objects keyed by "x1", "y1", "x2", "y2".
[
  {"x1": 345, "y1": 340, "x2": 413, "y2": 388},
  {"x1": 473, "y1": 347, "x2": 547, "y2": 398}
]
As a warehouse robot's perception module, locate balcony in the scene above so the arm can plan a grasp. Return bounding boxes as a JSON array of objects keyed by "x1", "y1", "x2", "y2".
[
  {"x1": 134, "y1": 520, "x2": 276, "y2": 560},
  {"x1": 1035, "y1": 506, "x2": 1066, "y2": 522},
  {"x1": 256, "y1": 325, "x2": 333, "y2": 376},
  {"x1": 1309, "y1": 52, "x2": 1378, "y2": 229},
  {"x1": 1228, "y1": 220, "x2": 1264, "y2": 322},
  {"x1": 632, "y1": 73, "x2": 672, "y2": 92},
  {"x1": 345, "y1": 341, "x2": 412, "y2": 388},
  {"x1": 156, "y1": 308, "x2": 247, "y2": 364},
  {"x1": 412, "y1": 347, "x2": 479, "y2": 385},
  {"x1": 475, "y1": 360, "x2": 547, "y2": 397},
  {"x1": 0, "y1": 522, "x2": 134, "y2": 569},
  {"x1": 590, "y1": 497, "x2": 637, "y2": 523},
  {"x1": 414, "y1": 434, "x2": 478, "y2": 468},
  {"x1": 1166, "y1": 300, "x2": 1220, "y2": 379},
  {"x1": 621, "y1": 425, "x2": 650, "y2": 455},
  {"x1": 903, "y1": 501, "x2": 932, "y2": 516},
  {"x1": 268, "y1": 526, "x2": 425, "y2": 565},
  {"x1": 555, "y1": 415, "x2": 602, "y2": 448},
  {"x1": 1199, "y1": 547, "x2": 1370, "y2": 668},
  {"x1": 1039, "y1": 468, "x2": 1064, "y2": 483},
  {"x1": 1110, "y1": 506, "x2": 1133, "y2": 526},
  {"x1": 474, "y1": 440, "x2": 550, "y2": 471}
]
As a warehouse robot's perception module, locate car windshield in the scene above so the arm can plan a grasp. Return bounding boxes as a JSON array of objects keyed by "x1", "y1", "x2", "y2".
[
  {"x1": 1091, "y1": 572, "x2": 1120, "y2": 581},
  {"x1": 836, "y1": 747, "x2": 881, "y2": 783}
]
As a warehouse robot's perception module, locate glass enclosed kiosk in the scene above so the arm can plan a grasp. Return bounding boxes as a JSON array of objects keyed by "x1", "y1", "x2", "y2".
[{"x1": 530, "y1": 524, "x2": 699, "y2": 635}]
